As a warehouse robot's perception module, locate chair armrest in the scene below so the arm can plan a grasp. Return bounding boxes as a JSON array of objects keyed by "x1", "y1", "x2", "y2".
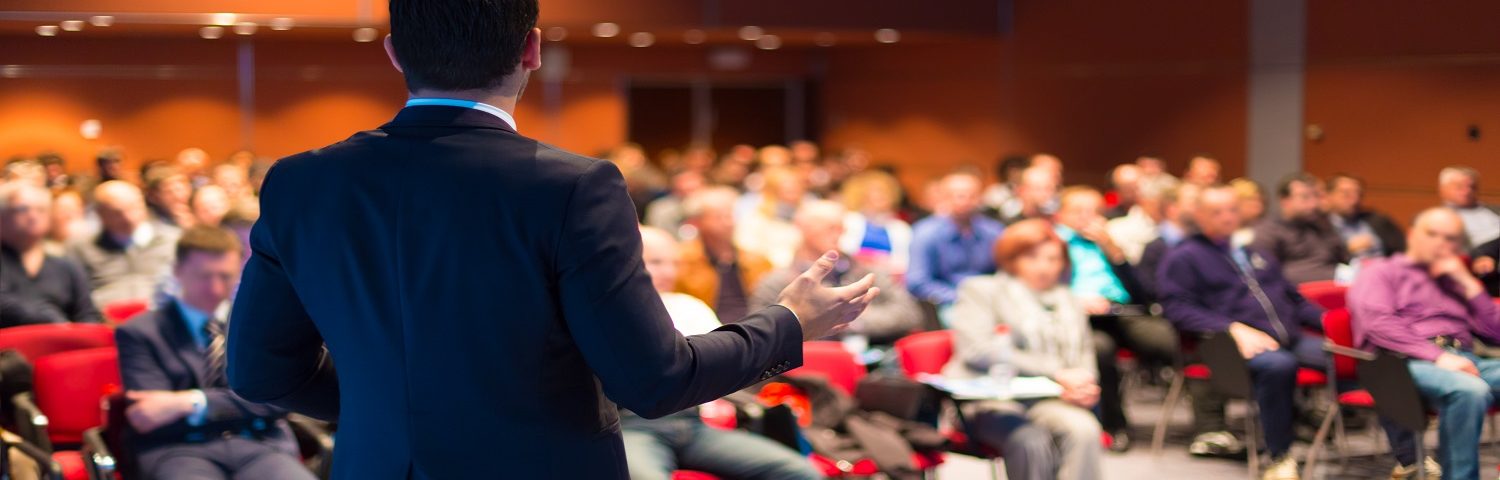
[
  {"x1": 11, "y1": 392, "x2": 53, "y2": 452},
  {"x1": 1322, "y1": 342, "x2": 1376, "y2": 361},
  {"x1": 80, "y1": 427, "x2": 117, "y2": 480}
]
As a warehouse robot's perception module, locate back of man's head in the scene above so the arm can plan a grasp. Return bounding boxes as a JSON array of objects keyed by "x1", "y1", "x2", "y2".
[{"x1": 388, "y1": 0, "x2": 540, "y2": 92}]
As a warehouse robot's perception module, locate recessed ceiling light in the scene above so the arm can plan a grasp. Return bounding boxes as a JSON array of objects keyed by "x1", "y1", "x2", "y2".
[
  {"x1": 210, "y1": 13, "x2": 236, "y2": 26},
  {"x1": 755, "y1": 34, "x2": 781, "y2": 50},
  {"x1": 36, "y1": 25, "x2": 59, "y2": 36},
  {"x1": 628, "y1": 32, "x2": 655, "y2": 48},
  {"x1": 89, "y1": 16, "x2": 114, "y2": 27},
  {"x1": 592, "y1": 22, "x2": 620, "y2": 38},
  {"x1": 683, "y1": 29, "x2": 706, "y2": 45},
  {"x1": 199, "y1": 26, "x2": 224, "y2": 39},
  {"x1": 875, "y1": 28, "x2": 900, "y2": 44},
  {"x1": 234, "y1": 22, "x2": 257, "y2": 35},
  {"x1": 269, "y1": 17, "x2": 295, "y2": 31},
  {"x1": 814, "y1": 32, "x2": 837, "y2": 47},
  {"x1": 545, "y1": 26, "x2": 567, "y2": 41},
  {"x1": 59, "y1": 20, "x2": 84, "y2": 32},
  {"x1": 353, "y1": 27, "x2": 379, "y2": 42},
  {"x1": 738, "y1": 26, "x2": 763, "y2": 41}
]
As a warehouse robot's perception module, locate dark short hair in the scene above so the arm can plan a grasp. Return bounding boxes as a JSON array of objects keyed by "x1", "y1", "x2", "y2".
[
  {"x1": 1326, "y1": 172, "x2": 1363, "y2": 190},
  {"x1": 1276, "y1": 172, "x2": 1322, "y2": 199},
  {"x1": 388, "y1": 0, "x2": 539, "y2": 92},
  {"x1": 176, "y1": 226, "x2": 242, "y2": 263},
  {"x1": 996, "y1": 154, "x2": 1029, "y2": 181}
]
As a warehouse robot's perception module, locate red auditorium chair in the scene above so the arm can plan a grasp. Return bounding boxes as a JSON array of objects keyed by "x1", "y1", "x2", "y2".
[
  {"x1": 786, "y1": 341, "x2": 945, "y2": 478},
  {"x1": 671, "y1": 471, "x2": 721, "y2": 480},
  {"x1": 1297, "y1": 280, "x2": 1348, "y2": 311},
  {"x1": 11, "y1": 347, "x2": 121, "y2": 480},
  {"x1": 101, "y1": 299, "x2": 150, "y2": 324},
  {"x1": 0, "y1": 323, "x2": 115, "y2": 363},
  {"x1": 892, "y1": 330, "x2": 1011, "y2": 479}
]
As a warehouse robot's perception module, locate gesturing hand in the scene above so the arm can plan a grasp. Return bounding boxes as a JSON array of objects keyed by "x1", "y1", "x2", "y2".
[{"x1": 776, "y1": 251, "x2": 880, "y2": 341}]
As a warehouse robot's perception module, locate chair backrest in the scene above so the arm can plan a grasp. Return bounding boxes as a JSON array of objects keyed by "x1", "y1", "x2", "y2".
[
  {"x1": 1358, "y1": 353, "x2": 1429, "y2": 432},
  {"x1": 102, "y1": 299, "x2": 150, "y2": 324},
  {"x1": 1322, "y1": 308, "x2": 1358, "y2": 379},
  {"x1": 893, "y1": 330, "x2": 953, "y2": 378},
  {"x1": 786, "y1": 341, "x2": 867, "y2": 396},
  {"x1": 0, "y1": 323, "x2": 115, "y2": 362},
  {"x1": 32, "y1": 347, "x2": 121, "y2": 445},
  {"x1": 1297, "y1": 280, "x2": 1348, "y2": 311}
]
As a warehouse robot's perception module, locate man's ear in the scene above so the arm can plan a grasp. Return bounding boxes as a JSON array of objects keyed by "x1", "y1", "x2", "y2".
[
  {"x1": 520, "y1": 27, "x2": 542, "y2": 72},
  {"x1": 383, "y1": 35, "x2": 404, "y2": 73}
]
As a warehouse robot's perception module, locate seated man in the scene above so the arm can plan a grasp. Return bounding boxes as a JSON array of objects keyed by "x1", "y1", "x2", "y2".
[
  {"x1": 751, "y1": 200, "x2": 922, "y2": 346},
  {"x1": 1324, "y1": 173, "x2": 1405, "y2": 260},
  {"x1": 1, "y1": 182, "x2": 100, "y2": 328},
  {"x1": 1158, "y1": 184, "x2": 1326, "y2": 480},
  {"x1": 1053, "y1": 186, "x2": 1178, "y2": 450},
  {"x1": 1350, "y1": 207, "x2": 1500, "y2": 480},
  {"x1": 908, "y1": 170, "x2": 1004, "y2": 309},
  {"x1": 68, "y1": 181, "x2": 179, "y2": 306},
  {"x1": 116, "y1": 227, "x2": 312, "y2": 479},
  {"x1": 1251, "y1": 173, "x2": 1348, "y2": 284},
  {"x1": 625, "y1": 226, "x2": 820, "y2": 480},
  {"x1": 675, "y1": 186, "x2": 775, "y2": 322}
]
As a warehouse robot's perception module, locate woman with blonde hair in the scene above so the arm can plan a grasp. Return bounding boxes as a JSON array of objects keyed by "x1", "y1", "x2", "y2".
[
  {"x1": 838, "y1": 170, "x2": 913, "y2": 276},
  {"x1": 1228, "y1": 177, "x2": 1265, "y2": 247}
]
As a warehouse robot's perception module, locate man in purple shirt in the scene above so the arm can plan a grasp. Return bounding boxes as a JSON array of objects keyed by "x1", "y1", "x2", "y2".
[{"x1": 1350, "y1": 207, "x2": 1500, "y2": 480}]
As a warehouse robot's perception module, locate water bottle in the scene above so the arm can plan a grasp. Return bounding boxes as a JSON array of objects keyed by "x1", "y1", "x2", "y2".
[{"x1": 988, "y1": 325, "x2": 1016, "y2": 398}]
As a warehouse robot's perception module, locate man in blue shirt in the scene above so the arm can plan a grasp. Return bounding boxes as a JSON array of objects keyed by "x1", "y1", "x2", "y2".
[
  {"x1": 907, "y1": 170, "x2": 1004, "y2": 313},
  {"x1": 1054, "y1": 186, "x2": 1178, "y2": 451}
]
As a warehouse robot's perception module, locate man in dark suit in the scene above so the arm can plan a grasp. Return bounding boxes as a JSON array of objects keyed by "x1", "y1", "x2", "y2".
[
  {"x1": 225, "y1": 1, "x2": 877, "y2": 479},
  {"x1": 117, "y1": 226, "x2": 313, "y2": 479}
]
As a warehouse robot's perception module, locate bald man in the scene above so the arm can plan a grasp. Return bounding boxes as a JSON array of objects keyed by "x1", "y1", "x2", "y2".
[
  {"x1": 1351, "y1": 208, "x2": 1500, "y2": 480},
  {"x1": 753, "y1": 200, "x2": 921, "y2": 345},
  {"x1": 67, "y1": 181, "x2": 179, "y2": 306},
  {"x1": 1105, "y1": 164, "x2": 1142, "y2": 219},
  {"x1": 1, "y1": 182, "x2": 100, "y2": 328},
  {"x1": 999, "y1": 165, "x2": 1059, "y2": 226},
  {"x1": 627, "y1": 226, "x2": 821, "y2": 480}
]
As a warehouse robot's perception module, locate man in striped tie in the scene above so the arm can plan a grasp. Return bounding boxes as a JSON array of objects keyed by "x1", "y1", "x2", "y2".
[{"x1": 115, "y1": 226, "x2": 315, "y2": 479}]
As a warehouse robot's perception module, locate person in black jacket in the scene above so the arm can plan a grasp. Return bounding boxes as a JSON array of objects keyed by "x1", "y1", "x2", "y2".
[
  {"x1": 0, "y1": 182, "x2": 100, "y2": 328},
  {"x1": 116, "y1": 227, "x2": 312, "y2": 479},
  {"x1": 1053, "y1": 186, "x2": 1178, "y2": 451},
  {"x1": 224, "y1": 1, "x2": 877, "y2": 478},
  {"x1": 1473, "y1": 237, "x2": 1499, "y2": 297},
  {"x1": 1325, "y1": 173, "x2": 1405, "y2": 259}
]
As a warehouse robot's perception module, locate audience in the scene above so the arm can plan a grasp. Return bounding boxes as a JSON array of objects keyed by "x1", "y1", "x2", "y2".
[
  {"x1": 735, "y1": 166, "x2": 809, "y2": 269},
  {"x1": 1251, "y1": 173, "x2": 1348, "y2": 284},
  {"x1": 837, "y1": 170, "x2": 913, "y2": 276},
  {"x1": 626, "y1": 227, "x2": 821, "y2": 480},
  {"x1": 0, "y1": 182, "x2": 101, "y2": 328},
  {"x1": 143, "y1": 164, "x2": 195, "y2": 231},
  {"x1": 1228, "y1": 177, "x2": 1266, "y2": 247},
  {"x1": 1474, "y1": 237, "x2": 1500, "y2": 297},
  {"x1": 68, "y1": 180, "x2": 180, "y2": 307},
  {"x1": 191, "y1": 184, "x2": 231, "y2": 228},
  {"x1": 1158, "y1": 184, "x2": 1326, "y2": 479},
  {"x1": 1182, "y1": 155, "x2": 1221, "y2": 187},
  {"x1": 750, "y1": 200, "x2": 921, "y2": 345},
  {"x1": 1000, "y1": 165, "x2": 1060, "y2": 226},
  {"x1": 1439, "y1": 166, "x2": 1500, "y2": 249},
  {"x1": 1105, "y1": 163, "x2": 1142, "y2": 219},
  {"x1": 675, "y1": 186, "x2": 774, "y2": 322},
  {"x1": 1324, "y1": 173, "x2": 1405, "y2": 259},
  {"x1": 644, "y1": 170, "x2": 707, "y2": 237},
  {"x1": 114, "y1": 226, "x2": 311, "y2": 479},
  {"x1": 1135, "y1": 183, "x2": 1200, "y2": 301},
  {"x1": 983, "y1": 154, "x2": 1031, "y2": 220},
  {"x1": 946, "y1": 219, "x2": 1103, "y2": 480},
  {"x1": 45, "y1": 188, "x2": 86, "y2": 256},
  {"x1": 907, "y1": 170, "x2": 1005, "y2": 310},
  {"x1": 1349, "y1": 207, "x2": 1497, "y2": 480},
  {"x1": 1135, "y1": 155, "x2": 1177, "y2": 188},
  {"x1": 1053, "y1": 186, "x2": 1175, "y2": 449},
  {"x1": 1107, "y1": 172, "x2": 1172, "y2": 265}
]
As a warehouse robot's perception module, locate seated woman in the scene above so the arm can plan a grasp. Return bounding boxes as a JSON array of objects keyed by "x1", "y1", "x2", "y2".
[{"x1": 943, "y1": 219, "x2": 1103, "y2": 480}]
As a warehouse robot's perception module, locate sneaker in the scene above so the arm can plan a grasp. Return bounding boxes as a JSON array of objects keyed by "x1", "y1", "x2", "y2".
[
  {"x1": 1107, "y1": 430, "x2": 1133, "y2": 453},
  {"x1": 1262, "y1": 455, "x2": 1300, "y2": 480},
  {"x1": 1389, "y1": 457, "x2": 1442, "y2": 479},
  {"x1": 1189, "y1": 430, "x2": 1245, "y2": 457}
]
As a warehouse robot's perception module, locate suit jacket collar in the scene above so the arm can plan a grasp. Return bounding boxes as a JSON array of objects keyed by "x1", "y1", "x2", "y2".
[{"x1": 381, "y1": 105, "x2": 518, "y2": 134}]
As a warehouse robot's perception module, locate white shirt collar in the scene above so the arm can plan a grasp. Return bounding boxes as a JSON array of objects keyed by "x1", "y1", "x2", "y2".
[{"x1": 405, "y1": 97, "x2": 518, "y2": 131}]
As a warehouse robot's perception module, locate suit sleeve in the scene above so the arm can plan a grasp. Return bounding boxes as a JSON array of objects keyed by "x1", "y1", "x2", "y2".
[
  {"x1": 555, "y1": 161, "x2": 803, "y2": 419},
  {"x1": 226, "y1": 166, "x2": 340, "y2": 422}
]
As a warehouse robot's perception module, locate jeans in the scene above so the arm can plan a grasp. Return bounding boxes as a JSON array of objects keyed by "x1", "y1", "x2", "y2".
[
  {"x1": 620, "y1": 414, "x2": 821, "y2": 480},
  {"x1": 1243, "y1": 334, "x2": 1326, "y2": 458},
  {"x1": 1406, "y1": 350, "x2": 1500, "y2": 480}
]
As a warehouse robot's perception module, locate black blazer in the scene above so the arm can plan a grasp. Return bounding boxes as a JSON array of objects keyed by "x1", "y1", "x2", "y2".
[
  {"x1": 227, "y1": 106, "x2": 805, "y2": 480},
  {"x1": 115, "y1": 300, "x2": 295, "y2": 453}
]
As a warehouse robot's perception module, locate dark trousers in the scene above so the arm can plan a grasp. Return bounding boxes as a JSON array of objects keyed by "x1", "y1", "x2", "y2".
[
  {"x1": 136, "y1": 435, "x2": 314, "y2": 480},
  {"x1": 1091, "y1": 314, "x2": 1180, "y2": 433}
]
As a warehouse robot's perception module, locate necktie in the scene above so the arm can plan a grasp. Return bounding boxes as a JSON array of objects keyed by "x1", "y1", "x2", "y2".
[{"x1": 203, "y1": 319, "x2": 228, "y2": 388}]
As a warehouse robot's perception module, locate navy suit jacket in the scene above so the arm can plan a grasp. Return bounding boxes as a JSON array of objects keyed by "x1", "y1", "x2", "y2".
[
  {"x1": 115, "y1": 300, "x2": 296, "y2": 454},
  {"x1": 227, "y1": 105, "x2": 805, "y2": 479}
]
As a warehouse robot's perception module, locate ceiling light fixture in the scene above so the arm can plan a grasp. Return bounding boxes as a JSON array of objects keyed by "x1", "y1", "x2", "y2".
[
  {"x1": 353, "y1": 27, "x2": 379, "y2": 42},
  {"x1": 269, "y1": 17, "x2": 295, "y2": 31},
  {"x1": 59, "y1": 20, "x2": 84, "y2": 32},
  {"x1": 234, "y1": 22, "x2": 257, "y2": 35},
  {"x1": 199, "y1": 26, "x2": 224, "y2": 39},
  {"x1": 628, "y1": 32, "x2": 655, "y2": 47},
  {"x1": 210, "y1": 13, "x2": 236, "y2": 26},
  {"x1": 737, "y1": 26, "x2": 763, "y2": 41},
  {"x1": 755, "y1": 34, "x2": 781, "y2": 50},
  {"x1": 545, "y1": 26, "x2": 568, "y2": 41},
  {"x1": 683, "y1": 29, "x2": 706, "y2": 45},
  {"x1": 89, "y1": 16, "x2": 114, "y2": 27},
  {"x1": 36, "y1": 25, "x2": 59, "y2": 36},
  {"x1": 875, "y1": 28, "x2": 900, "y2": 44},
  {"x1": 592, "y1": 22, "x2": 620, "y2": 38}
]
